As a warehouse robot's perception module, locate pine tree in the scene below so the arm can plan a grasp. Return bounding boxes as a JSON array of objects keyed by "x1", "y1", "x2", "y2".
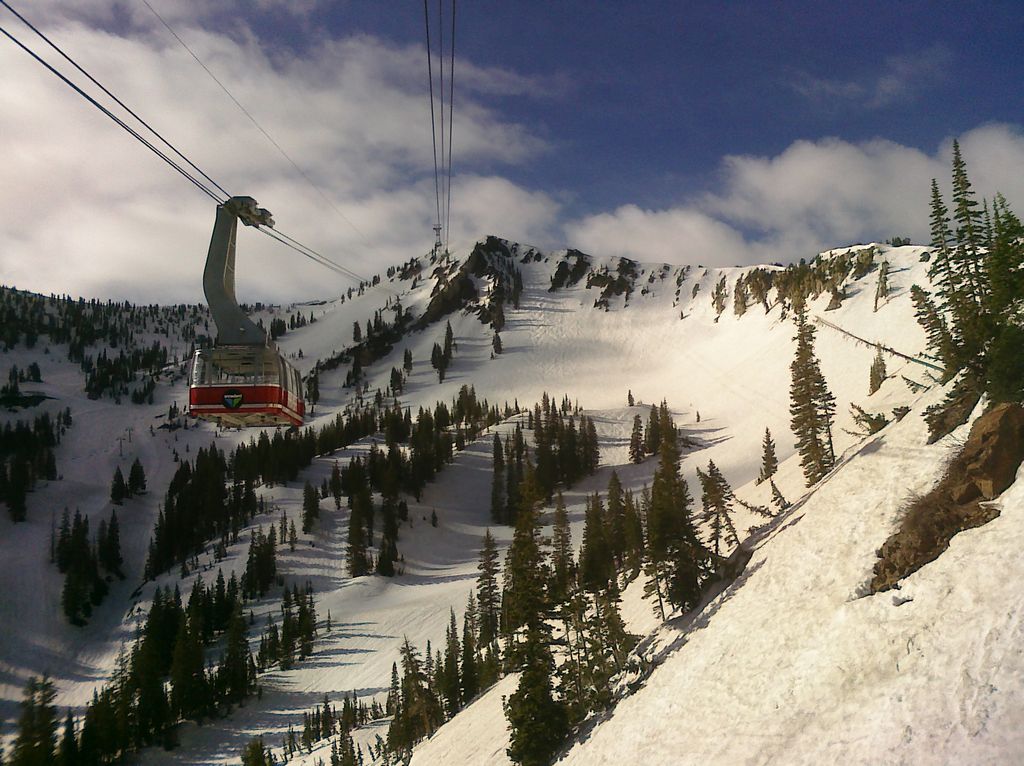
[
  {"x1": 757, "y1": 427, "x2": 778, "y2": 484},
  {"x1": 55, "y1": 507, "x2": 72, "y2": 572},
  {"x1": 873, "y1": 260, "x2": 890, "y2": 312},
  {"x1": 501, "y1": 462, "x2": 548, "y2": 657},
  {"x1": 98, "y1": 509, "x2": 124, "y2": 578},
  {"x1": 928, "y1": 177, "x2": 957, "y2": 296},
  {"x1": 476, "y1": 530, "x2": 501, "y2": 646},
  {"x1": 240, "y1": 735, "x2": 275, "y2": 766},
  {"x1": 986, "y1": 193, "x2": 1024, "y2": 320},
  {"x1": 128, "y1": 458, "x2": 146, "y2": 494},
  {"x1": 302, "y1": 480, "x2": 320, "y2": 533},
  {"x1": 221, "y1": 603, "x2": 252, "y2": 703},
  {"x1": 549, "y1": 492, "x2": 574, "y2": 606},
  {"x1": 789, "y1": 307, "x2": 835, "y2": 486},
  {"x1": 644, "y1": 420, "x2": 705, "y2": 616},
  {"x1": 697, "y1": 460, "x2": 739, "y2": 561},
  {"x1": 622, "y1": 488, "x2": 645, "y2": 578},
  {"x1": 57, "y1": 709, "x2": 78, "y2": 766},
  {"x1": 444, "y1": 320, "x2": 454, "y2": 362},
  {"x1": 10, "y1": 676, "x2": 58, "y2": 766},
  {"x1": 460, "y1": 595, "x2": 480, "y2": 704},
  {"x1": 490, "y1": 433, "x2": 506, "y2": 524},
  {"x1": 769, "y1": 479, "x2": 790, "y2": 512},
  {"x1": 579, "y1": 493, "x2": 613, "y2": 594},
  {"x1": 910, "y1": 285, "x2": 957, "y2": 378},
  {"x1": 950, "y1": 139, "x2": 986, "y2": 302},
  {"x1": 7, "y1": 456, "x2": 28, "y2": 521},
  {"x1": 330, "y1": 461, "x2": 343, "y2": 510},
  {"x1": 628, "y1": 414, "x2": 644, "y2": 463},
  {"x1": 733, "y1": 274, "x2": 749, "y2": 316},
  {"x1": 868, "y1": 348, "x2": 887, "y2": 395},
  {"x1": 346, "y1": 506, "x2": 369, "y2": 577},
  {"x1": 430, "y1": 342, "x2": 445, "y2": 382},
  {"x1": 109, "y1": 466, "x2": 127, "y2": 505},
  {"x1": 602, "y1": 473, "x2": 626, "y2": 561},
  {"x1": 504, "y1": 627, "x2": 568, "y2": 766},
  {"x1": 985, "y1": 193, "x2": 1024, "y2": 402},
  {"x1": 643, "y1": 405, "x2": 660, "y2": 454},
  {"x1": 387, "y1": 638, "x2": 443, "y2": 755},
  {"x1": 170, "y1": 614, "x2": 208, "y2": 721},
  {"x1": 442, "y1": 609, "x2": 461, "y2": 717}
]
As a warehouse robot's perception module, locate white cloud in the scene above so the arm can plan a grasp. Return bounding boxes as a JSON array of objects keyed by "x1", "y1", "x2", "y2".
[
  {"x1": 565, "y1": 124, "x2": 1024, "y2": 268},
  {"x1": 2, "y1": 4, "x2": 1023, "y2": 306},
  {"x1": 564, "y1": 206, "x2": 750, "y2": 266},
  {"x1": 791, "y1": 44, "x2": 952, "y2": 110},
  {"x1": 0, "y1": 4, "x2": 557, "y2": 302}
]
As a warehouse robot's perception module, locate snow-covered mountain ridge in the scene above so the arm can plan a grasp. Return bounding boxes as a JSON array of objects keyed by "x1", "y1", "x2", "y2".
[{"x1": 2, "y1": 237, "x2": 1020, "y2": 765}]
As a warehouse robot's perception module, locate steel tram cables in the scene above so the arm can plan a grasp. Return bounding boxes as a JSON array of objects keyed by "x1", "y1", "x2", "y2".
[
  {"x1": 0, "y1": 3, "x2": 226, "y2": 205},
  {"x1": 0, "y1": 0, "x2": 373, "y2": 288},
  {"x1": 424, "y1": 0, "x2": 456, "y2": 256}
]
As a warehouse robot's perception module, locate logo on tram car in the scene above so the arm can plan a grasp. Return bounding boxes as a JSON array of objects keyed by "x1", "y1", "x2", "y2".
[{"x1": 223, "y1": 389, "x2": 244, "y2": 409}]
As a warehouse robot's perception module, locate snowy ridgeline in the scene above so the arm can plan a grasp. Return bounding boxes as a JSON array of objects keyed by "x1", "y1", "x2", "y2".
[{"x1": 3, "y1": 240, "x2": 1020, "y2": 765}]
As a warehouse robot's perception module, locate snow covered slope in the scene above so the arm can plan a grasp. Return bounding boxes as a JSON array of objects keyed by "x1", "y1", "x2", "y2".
[
  {"x1": 7, "y1": 238, "x2": 1016, "y2": 766},
  {"x1": 414, "y1": 387, "x2": 1024, "y2": 765}
]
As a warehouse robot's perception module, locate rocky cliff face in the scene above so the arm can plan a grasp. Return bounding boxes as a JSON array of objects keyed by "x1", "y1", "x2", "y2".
[{"x1": 872, "y1": 401, "x2": 1024, "y2": 592}]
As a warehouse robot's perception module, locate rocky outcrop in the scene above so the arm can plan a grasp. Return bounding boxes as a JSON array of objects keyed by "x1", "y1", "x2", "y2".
[
  {"x1": 415, "y1": 237, "x2": 523, "y2": 330},
  {"x1": 871, "y1": 402, "x2": 1024, "y2": 593}
]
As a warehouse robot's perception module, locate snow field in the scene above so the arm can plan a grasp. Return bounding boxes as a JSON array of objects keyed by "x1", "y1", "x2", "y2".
[{"x1": 4, "y1": 241, "x2": 984, "y2": 766}]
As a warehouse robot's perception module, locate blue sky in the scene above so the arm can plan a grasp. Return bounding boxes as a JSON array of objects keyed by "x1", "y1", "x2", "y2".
[
  {"x1": 1, "y1": 0, "x2": 1023, "y2": 301},
  {"x1": 299, "y1": 0, "x2": 1024, "y2": 214}
]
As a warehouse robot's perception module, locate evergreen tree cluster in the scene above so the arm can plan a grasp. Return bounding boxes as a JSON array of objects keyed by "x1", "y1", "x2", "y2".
[
  {"x1": 337, "y1": 301, "x2": 412, "y2": 387},
  {"x1": 642, "y1": 405, "x2": 711, "y2": 619},
  {"x1": 711, "y1": 274, "x2": 728, "y2": 317},
  {"x1": 343, "y1": 426, "x2": 732, "y2": 766},
  {"x1": 1, "y1": 362, "x2": 43, "y2": 400},
  {"x1": 13, "y1": 577, "x2": 322, "y2": 764},
  {"x1": 499, "y1": 464, "x2": 642, "y2": 764},
  {"x1": 109, "y1": 459, "x2": 146, "y2": 505},
  {"x1": 6, "y1": 674, "x2": 58, "y2": 766},
  {"x1": 915, "y1": 141, "x2": 1024, "y2": 419},
  {"x1": 430, "y1": 321, "x2": 457, "y2": 382},
  {"x1": 265, "y1": 690, "x2": 379, "y2": 764},
  {"x1": 239, "y1": 735, "x2": 276, "y2": 766},
  {"x1": 628, "y1": 400, "x2": 681, "y2": 464},
  {"x1": 0, "y1": 286, "x2": 206, "y2": 361},
  {"x1": 242, "y1": 525, "x2": 279, "y2": 599},
  {"x1": 491, "y1": 393, "x2": 600, "y2": 526},
  {"x1": 385, "y1": 638, "x2": 446, "y2": 758},
  {"x1": 268, "y1": 315, "x2": 288, "y2": 340},
  {"x1": 255, "y1": 582, "x2": 318, "y2": 672},
  {"x1": 82, "y1": 342, "x2": 167, "y2": 403},
  {"x1": 145, "y1": 444, "x2": 252, "y2": 578},
  {"x1": 55, "y1": 507, "x2": 123, "y2": 625},
  {"x1": 1, "y1": 410, "x2": 67, "y2": 521},
  {"x1": 147, "y1": 385, "x2": 509, "y2": 581}
]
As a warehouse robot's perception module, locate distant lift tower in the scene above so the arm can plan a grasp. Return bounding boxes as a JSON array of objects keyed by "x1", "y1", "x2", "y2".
[{"x1": 433, "y1": 224, "x2": 443, "y2": 256}]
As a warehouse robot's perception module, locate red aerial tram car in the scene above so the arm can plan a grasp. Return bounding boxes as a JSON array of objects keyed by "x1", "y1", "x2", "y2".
[
  {"x1": 188, "y1": 196, "x2": 306, "y2": 428},
  {"x1": 188, "y1": 345, "x2": 304, "y2": 427}
]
